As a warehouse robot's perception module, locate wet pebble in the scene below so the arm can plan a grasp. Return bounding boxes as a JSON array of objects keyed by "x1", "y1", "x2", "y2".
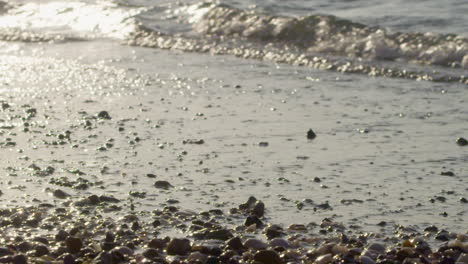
[
  {"x1": 187, "y1": 252, "x2": 208, "y2": 263},
  {"x1": 360, "y1": 255, "x2": 375, "y2": 264},
  {"x1": 154, "y1": 180, "x2": 173, "y2": 189},
  {"x1": 12, "y1": 255, "x2": 27, "y2": 264},
  {"x1": 166, "y1": 238, "x2": 191, "y2": 255},
  {"x1": 307, "y1": 129, "x2": 316, "y2": 140},
  {"x1": 53, "y1": 189, "x2": 69, "y2": 199},
  {"x1": 226, "y1": 237, "x2": 244, "y2": 251},
  {"x1": 97, "y1": 111, "x2": 112, "y2": 120},
  {"x1": 456, "y1": 137, "x2": 468, "y2": 146},
  {"x1": 142, "y1": 248, "x2": 160, "y2": 259},
  {"x1": 65, "y1": 237, "x2": 83, "y2": 254},
  {"x1": 244, "y1": 238, "x2": 267, "y2": 250},
  {"x1": 269, "y1": 238, "x2": 289, "y2": 248},
  {"x1": 0, "y1": 248, "x2": 12, "y2": 257},
  {"x1": 253, "y1": 250, "x2": 283, "y2": 264},
  {"x1": 314, "y1": 253, "x2": 332, "y2": 264}
]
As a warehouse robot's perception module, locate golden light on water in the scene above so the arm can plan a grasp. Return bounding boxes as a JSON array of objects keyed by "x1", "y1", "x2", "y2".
[{"x1": 0, "y1": 1, "x2": 145, "y2": 39}]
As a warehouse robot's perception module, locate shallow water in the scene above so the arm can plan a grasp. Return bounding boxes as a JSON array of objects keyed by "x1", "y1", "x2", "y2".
[{"x1": 0, "y1": 39, "x2": 466, "y2": 237}]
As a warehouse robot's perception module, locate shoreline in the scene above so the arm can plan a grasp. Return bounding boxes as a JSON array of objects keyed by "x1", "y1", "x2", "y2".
[{"x1": 0, "y1": 40, "x2": 467, "y2": 263}]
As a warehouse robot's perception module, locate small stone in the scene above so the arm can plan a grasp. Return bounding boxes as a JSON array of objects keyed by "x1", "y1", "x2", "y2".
[
  {"x1": 99, "y1": 195, "x2": 120, "y2": 203},
  {"x1": 360, "y1": 255, "x2": 375, "y2": 264},
  {"x1": 0, "y1": 247, "x2": 13, "y2": 257},
  {"x1": 253, "y1": 250, "x2": 283, "y2": 264},
  {"x1": 366, "y1": 243, "x2": 386, "y2": 254},
  {"x1": 307, "y1": 129, "x2": 316, "y2": 140},
  {"x1": 154, "y1": 180, "x2": 173, "y2": 189},
  {"x1": 63, "y1": 254, "x2": 75, "y2": 264},
  {"x1": 269, "y1": 238, "x2": 289, "y2": 248},
  {"x1": 205, "y1": 229, "x2": 233, "y2": 241},
  {"x1": 142, "y1": 248, "x2": 160, "y2": 259},
  {"x1": 113, "y1": 246, "x2": 133, "y2": 256},
  {"x1": 265, "y1": 225, "x2": 284, "y2": 239},
  {"x1": 95, "y1": 252, "x2": 112, "y2": 264},
  {"x1": 97, "y1": 111, "x2": 111, "y2": 120},
  {"x1": 440, "y1": 171, "x2": 455, "y2": 176},
  {"x1": 424, "y1": 225, "x2": 438, "y2": 232},
  {"x1": 12, "y1": 254, "x2": 28, "y2": 264},
  {"x1": 460, "y1": 197, "x2": 468, "y2": 203},
  {"x1": 166, "y1": 238, "x2": 191, "y2": 255},
  {"x1": 456, "y1": 137, "x2": 468, "y2": 146},
  {"x1": 244, "y1": 215, "x2": 263, "y2": 228},
  {"x1": 65, "y1": 237, "x2": 83, "y2": 254},
  {"x1": 34, "y1": 245, "x2": 49, "y2": 257},
  {"x1": 226, "y1": 237, "x2": 244, "y2": 251},
  {"x1": 252, "y1": 201, "x2": 265, "y2": 217},
  {"x1": 53, "y1": 189, "x2": 69, "y2": 199},
  {"x1": 187, "y1": 252, "x2": 208, "y2": 263},
  {"x1": 457, "y1": 253, "x2": 468, "y2": 263},
  {"x1": 55, "y1": 230, "x2": 69, "y2": 241},
  {"x1": 315, "y1": 253, "x2": 332, "y2": 264},
  {"x1": 244, "y1": 238, "x2": 267, "y2": 250},
  {"x1": 148, "y1": 238, "x2": 165, "y2": 249}
]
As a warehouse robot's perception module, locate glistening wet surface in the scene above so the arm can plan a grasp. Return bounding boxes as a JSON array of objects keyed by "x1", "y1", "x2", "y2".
[{"x1": 1, "y1": 41, "x2": 466, "y2": 237}]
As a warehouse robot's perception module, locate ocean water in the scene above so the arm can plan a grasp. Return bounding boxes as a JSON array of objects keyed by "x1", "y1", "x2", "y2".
[
  {"x1": 0, "y1": 0, "x2": 467, "y2": 81},
  {"x1": 0, "y1": 0, "x2": 467, "y2": 235}
]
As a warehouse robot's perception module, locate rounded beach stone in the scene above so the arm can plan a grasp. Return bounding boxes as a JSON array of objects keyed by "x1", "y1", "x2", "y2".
[
  {"x1": 12, "y1": 254, "x2": 28, "y2": 264},
  {"x1": 253, "y1": 250, "x2": 283, "y2": 264},
  {"x1": 166, "y1": 238, "x2": 191, "y2": 255},
  {"x1": 65, "y1": 237, "x2": 83, "y2": 254},
  {"x1": 315, "y1": 253, "x2": 332, "y2": 264},
  {"x1": 252, "y1": 201, "x2": 265, "y2": 217},
  {"x1": 269, "y1": 238, "x2": 289, "y2": 248},
  {"x1": 360, "y1": 255, "x2": 376, "y2": 264},
  {"x1": 226, "y1": 236, "x2": 244, "y2": 250},
  {"x1": 244, "y1": 238, "x2": 267, "y2": 250},
  {"x1": 142, "y1": 248, "x2": 160, "y2": 259},
  {"x1": 187, "y1": 252, "x2": 208, "y2": 263},
  {"x1": 0, "y1": 247, "x2": 13, "y2": 257},
  {"x1": 456, "y1": 137, "x2": 468, "y2": 146}
]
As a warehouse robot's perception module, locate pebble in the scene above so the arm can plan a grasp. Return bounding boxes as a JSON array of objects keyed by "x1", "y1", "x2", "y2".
[
  {"x1": 253, "y1": 250, "x2": 283, "y2": 264},
  {"x1": 226, "y1": 237, "x2": 244, "y2": 251},
  {"x1": 205, "y1": 229, "x2": 233, "y2": 240},
  {"x1": 97, "y1": 111, "x2": 112, "y2": 120},
  {"x1": 366, "y1": 243, "x2": 386, "y2": 254},
  {"x1": 307, "y1": 129, "x2": 316, "y2": 140},
  {"x1": 269, "y1": 238, "x2": 289, "y2": 248},
  {"x1": 187, "y1": 252, "x2": 208, "y2": 263},
  {"x1": 252, "y1": 201, "x2": 265, "y2": 217},
  {"x1": 360, "y1": 255, "x2": 376, "y2": 264},
  {"x1": 456, "y1": 137, "x2": 468, "y2": 146},
  {"x1": 166, "y1": 238, "x2": 191, "y2": 255},
  {"x1": 457, "y1": 253, "x2": 468, "y2": 263},
  {"x1": 53, "y1": 189, "x2": 69, "y2": 199},
  {"x1": 65, "y1": 237, "x2": 83, "y2": 254},
  {"x1": 244, "y1": 238, "x2": 267, "y2": 250},
  {"x1": 154, "y1": 180, "x2": 173, "y2": 189},
  {"x1": 314, "y1": 253, "x2": 332, "y2": 264},
  {"x1": 0, "y1": 247, "x2": 12, "y2": 257},
  {"x1": 113, "y1": 246, "x2": 134, "y2": 256},
  {"x1": 244, "y1": 215, "x2": 263, "y2": 228},
  {"x1": 34, "y1": 244, "x2": 49, "y2": 257},
  {"x1": 142, "y1": 248, "x2": 160, "y2": 259},
  {"x1": 12, "y1": 255, "x2": 27, "y2": 264}
]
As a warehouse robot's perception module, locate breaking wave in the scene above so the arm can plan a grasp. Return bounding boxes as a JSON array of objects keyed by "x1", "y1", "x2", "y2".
[{"x1": 0, "y1": 0, "x2": 466, "y2": 83}]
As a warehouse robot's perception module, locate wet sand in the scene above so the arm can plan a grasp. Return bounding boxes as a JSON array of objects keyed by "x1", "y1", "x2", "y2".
[{"x1": 0, "y1": 40, "x2": 467, "y2": 263}]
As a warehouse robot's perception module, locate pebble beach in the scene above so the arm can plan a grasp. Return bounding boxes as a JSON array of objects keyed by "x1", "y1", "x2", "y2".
[{"x1": 0, "y1": 0, "x2": 467, "y2": 263}]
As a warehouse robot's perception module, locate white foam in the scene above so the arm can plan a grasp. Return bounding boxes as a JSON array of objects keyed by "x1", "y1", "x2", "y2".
[{"x1": 0, "y1": 1, "x2": 146, "y2": 39}]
